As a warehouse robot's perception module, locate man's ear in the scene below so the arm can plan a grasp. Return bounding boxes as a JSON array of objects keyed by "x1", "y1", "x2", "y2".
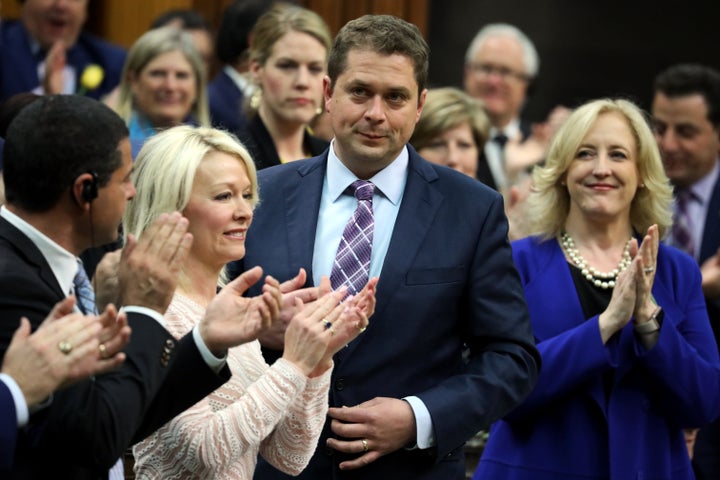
[{"x1": 71, "y1": 172, "x2": 97, "y2": 209}]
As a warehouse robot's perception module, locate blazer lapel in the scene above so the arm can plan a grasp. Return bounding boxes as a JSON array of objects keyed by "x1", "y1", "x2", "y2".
[
  {"x1": 700, "y1": 176, "x2": 720, "y2": 264},
  {"x1": 284, "y1": 156, "x2": 327, "y2": 285}
]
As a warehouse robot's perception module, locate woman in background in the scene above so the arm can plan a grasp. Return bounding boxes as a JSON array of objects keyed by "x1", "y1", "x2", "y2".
[
  {"x1": 239, "y1": 3, "x2": 331, "y2": 170},
  {"x1": 127, "y1": 125, "x2": 375, "y2": 479},
  {"x1": 114, "y1": 27, "x2": 210, "y2": 157},
  {"x1": 410, "y1": 87, "x2": 489, "y2": 178}
]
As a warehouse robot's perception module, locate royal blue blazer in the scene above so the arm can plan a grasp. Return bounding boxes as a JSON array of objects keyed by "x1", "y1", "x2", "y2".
[{"x1": 474, "y1": 237, "x2": 720, "y2": 480}]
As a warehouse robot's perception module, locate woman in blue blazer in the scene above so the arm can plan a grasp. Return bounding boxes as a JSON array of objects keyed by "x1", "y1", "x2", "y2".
[{"x1": 474, "y1": 98, "x2": 720, "y2": 480}]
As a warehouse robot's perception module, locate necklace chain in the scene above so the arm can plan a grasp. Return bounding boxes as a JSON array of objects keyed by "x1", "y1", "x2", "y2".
[{"x1": 561, "y1": 232, "x2": 632, "y2": 290}]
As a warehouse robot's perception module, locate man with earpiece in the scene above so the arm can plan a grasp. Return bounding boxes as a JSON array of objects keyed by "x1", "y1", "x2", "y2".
[{"x1": 0, "y1": 94, "x2": 287, "y2": 479}]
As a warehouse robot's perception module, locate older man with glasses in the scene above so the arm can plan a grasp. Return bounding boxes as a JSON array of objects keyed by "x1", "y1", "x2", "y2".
[{"x1": 463, "y1": 23, "x2": 539, "y2": 191}]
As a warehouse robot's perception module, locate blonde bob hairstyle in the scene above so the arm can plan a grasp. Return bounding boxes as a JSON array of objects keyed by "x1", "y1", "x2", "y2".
[
  {"x1": 123, "y1": 125, "x2": 258, "y2": 244},
  {"x1": 410, "y1": 87, "x2": 490, "y2": 152},
  {"x1": 115, "y1": 26, "x2": 210, "y2": 127},
  {"x1": 528, "y1": 98, "x2": 673, "y2": 240}
]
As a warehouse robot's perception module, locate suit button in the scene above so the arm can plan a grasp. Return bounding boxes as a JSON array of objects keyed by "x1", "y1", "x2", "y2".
[
  {"x1": 165, "y1": 339, "x2": 175, "y2": 349},
  {"x1": 334, "y1": 378, "x2": 345, "y2": 391}
]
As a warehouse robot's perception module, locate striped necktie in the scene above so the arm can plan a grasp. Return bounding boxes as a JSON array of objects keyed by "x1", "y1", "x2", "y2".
[{"x1": 330, "y1": 180, "x2": 375, "y2": 295}]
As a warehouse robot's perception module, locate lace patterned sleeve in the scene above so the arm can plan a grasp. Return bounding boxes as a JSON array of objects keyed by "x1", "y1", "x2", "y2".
[
  {"x1": 258, "y1": 361, "x2": 332, "y2": 472},
  {"x1": 132, "y1": 297, "x2": 332, "y2": 479}
]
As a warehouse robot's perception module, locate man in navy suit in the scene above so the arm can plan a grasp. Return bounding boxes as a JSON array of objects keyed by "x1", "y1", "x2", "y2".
[
  {"x1": 208, "y1": 0, "x2": 269, "y2": 137},
  {"x1": 652, "y1": 63, "x2": 720, "y2": 480},
  {"x1": 237, "y1": 15, "x2": 540, "y2": 480},
  {"x1": 0, "y1": 0, "x2": 125, "y2": 102}
]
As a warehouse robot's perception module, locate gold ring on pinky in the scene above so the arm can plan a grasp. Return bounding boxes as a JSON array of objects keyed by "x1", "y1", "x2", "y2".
[
  {"x1": 361, "y1": 438, "x2": 369, "y2": 452},
  {"x1": 98, "y1": 343, "x2": 107, "y2": 359},
  {"x1": 58, "y1": 340, "x2": 73, "y2": 355},
  {"x1": 643, "y1": 266, "x2": 655, "y2": 274},
  {"x1": 329, "y1": 326, "x2": 336, "y2": 336},
  {"x1": 357, "y1": 323, "x2": 367, "y2": 333}
]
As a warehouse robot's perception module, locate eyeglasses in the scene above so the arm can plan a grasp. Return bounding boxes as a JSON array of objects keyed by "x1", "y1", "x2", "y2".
[{"x1": 468, "y1": 63, "x2": 530, "y2": 82}]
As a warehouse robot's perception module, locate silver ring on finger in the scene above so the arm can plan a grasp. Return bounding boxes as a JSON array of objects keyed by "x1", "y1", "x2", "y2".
[{"x1": 643, "y1": 266, "x2": 655, "y2": 274}]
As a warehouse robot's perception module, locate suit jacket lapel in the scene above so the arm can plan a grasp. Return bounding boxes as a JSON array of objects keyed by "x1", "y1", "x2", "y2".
[
  {"x1": 0, "y1": 216, "x2": 65, "y2": 299},
  {"x1": 285, "y1": 156, "x2": 327, "y2": 285},
  {"x1": 700, "y1": 176, "x2": 720, "y2": 264}
]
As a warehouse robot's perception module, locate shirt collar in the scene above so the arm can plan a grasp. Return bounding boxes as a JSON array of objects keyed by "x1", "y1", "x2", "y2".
[
  {"x1": 223, "y1": 65, "x2": 250, "y2": 91},
  {"x1": 688, "y1": 158, "x2": 720, "y2": 206},
  {"x1": 0, "y1": 206, "x2": 78, "y2": 296},
  {"x1": 326, "y1": 139, "x2": 408, "y2": 205},
  {"x1": 489, "y1": 117, "x2": 521, "y2": 141}
]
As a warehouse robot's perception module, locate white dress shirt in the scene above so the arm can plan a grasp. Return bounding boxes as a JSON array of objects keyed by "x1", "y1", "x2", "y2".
[{"x1": 311, "y1": 142, "x2": 436, "y2": 449}]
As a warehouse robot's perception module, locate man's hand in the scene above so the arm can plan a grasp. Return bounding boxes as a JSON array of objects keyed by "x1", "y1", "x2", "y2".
[
  {"x1": 118, "y1": 212, "x2": 192, "y2": 313},
  {"x1": 42, "y1": 40, "x2": 66, "y2": 95},
  {"x1": 258, "y1": 269, "x2": 327, "y2": 350},
  {"x1": 1, "y1": 297, "x2": 130, "y2": 407},
  {"x1": 93, "y1": 250, "x2": 121, "y2": 312},
  {"x1": 326, "y1": 397, "x2": 416, "y2": 470},
  {"x1": 200, "y1": 266, "x2": 282, "y2": 356}
]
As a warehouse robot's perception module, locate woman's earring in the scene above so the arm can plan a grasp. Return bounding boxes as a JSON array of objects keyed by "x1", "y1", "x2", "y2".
[{"x1": 249, "y1": 89, "x2": 262, "y2": 110}]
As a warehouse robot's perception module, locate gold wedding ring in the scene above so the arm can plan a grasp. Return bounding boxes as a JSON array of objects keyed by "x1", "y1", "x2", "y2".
[
  {"x1": 98, "y1": 343, "x2": 107, "y2": 359},
  {"x1": 361, "y1": 438, "x2": 369, "y2": 452},
  {"x1": 58, "y1": 340, "x2": 73, "y2": 355}
]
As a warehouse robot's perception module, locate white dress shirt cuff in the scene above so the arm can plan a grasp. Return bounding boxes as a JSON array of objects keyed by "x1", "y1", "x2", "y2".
[
  {"x1": 192, "y1": 325, "x2": 227, "y2": 373},
  {"x1": 0, "y1": 373, "x2": 29, "y2": 427},
  {"x1": 122, "y1": 306, "x2": 227, "y2": 373},
  {"x1": 403, "y1": 395, "x2": 436, "y2": 449}
]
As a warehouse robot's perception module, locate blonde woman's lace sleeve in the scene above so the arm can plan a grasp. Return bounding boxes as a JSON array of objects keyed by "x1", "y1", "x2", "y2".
[{"x1": 133, "y1": 297, "x2": 333, "y2": 479}]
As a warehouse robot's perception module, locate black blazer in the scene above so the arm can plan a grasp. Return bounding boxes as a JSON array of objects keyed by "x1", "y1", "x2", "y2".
[
  {"x1": 238, "y1": 114, "x2": 329, "y2": 171},
  {"x1": 0, "y1": 216, "x2": 230, "y2": 479}
]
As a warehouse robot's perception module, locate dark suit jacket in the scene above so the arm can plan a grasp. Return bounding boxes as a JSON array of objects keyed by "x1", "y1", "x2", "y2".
[
  {"x1": 475, "y1": 237, "x2": 720, "y2": 480},
  {"x1": 0, "y1": 21, "x2": 125, "y2": 102},
  {"x1": 238, "y1": 114, "x2": 328, "y2": 171},
  {"x1": 233, "y1": 146, "x2": 540, "y2": 479},
  {"x1": 0, "y1": 216, "x2": 230, "y2": 479},
  {"x1": 1, "y1": 380, "x2": 17, "y2": 470},
  {"x1": 691, "y1": 172, "x2": 720, "y2": 479},
  {"x1": 208, "y1": 69, "x2": 248, "y2": 137}
]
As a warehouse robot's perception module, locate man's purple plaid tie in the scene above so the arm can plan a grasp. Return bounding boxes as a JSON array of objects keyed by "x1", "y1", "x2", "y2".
[
  {"x1": 671, "y1": 189, "x2": 695, "y2": 257},
  {"x1": 330, "y1": 180, "x2": 375, "y2": 295}
]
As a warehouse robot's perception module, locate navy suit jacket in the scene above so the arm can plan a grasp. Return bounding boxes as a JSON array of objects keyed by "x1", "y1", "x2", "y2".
[
  {"x1": 1, "y1": 380, "x2": 17, "y2": 470},
  {"x1": 0, "y1": 216, "x2": 230, "y2": 479},
  {"x1": 208, "y1": 69, "x2": 248, "y2": 137},
  {"x1": 475, "y1": 237, "x2": 720, "y2": 480},
  {"x1": 0, "y1": 21, "x2": 125, "y2": 102},
  {"x1": 235, "y1": 146, "x2": 540, "y2": 480},
  {"x1": 690, "y1": 172, "x2": 720, "y2": 479}
]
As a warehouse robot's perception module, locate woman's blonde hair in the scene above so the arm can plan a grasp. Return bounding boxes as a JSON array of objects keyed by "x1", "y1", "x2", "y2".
[
  {"x1": 245, "y1": 3, "x2": 331, "y2": 116},
  {"x1": 528, "y1": 98, "x2": 673, "y2": 239},
  {"x1": 115, "y1": 27, "x2": 210, "y2": 127},
  {"x1": 124, "y1": 125, "x2": 258, "y2": 242},
  {"x1": 410, "y1": 87, "x2": 490, "y2": 151}
]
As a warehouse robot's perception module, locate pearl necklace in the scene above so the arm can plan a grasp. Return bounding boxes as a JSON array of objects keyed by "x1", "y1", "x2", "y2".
[{"x1": 560, "y1": 232, "x2": 632, "y2": 289}]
